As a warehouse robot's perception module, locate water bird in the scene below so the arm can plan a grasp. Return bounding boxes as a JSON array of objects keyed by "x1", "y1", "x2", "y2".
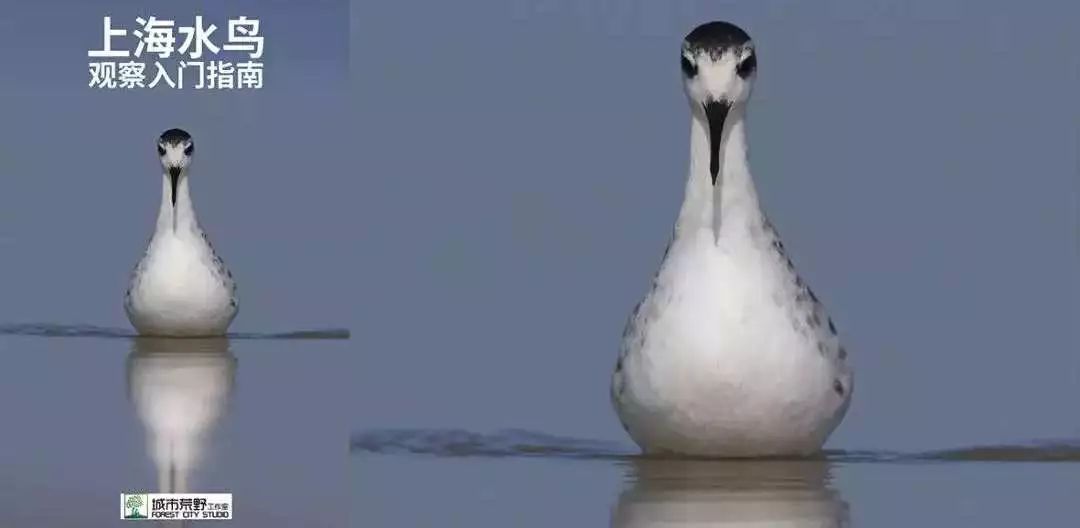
[
  {"x1": 125, "y1": 128, "x2": 238, "y2": 336},
  {"x1": 611, "y1": 21, "x2": 853, "y2": 457}
]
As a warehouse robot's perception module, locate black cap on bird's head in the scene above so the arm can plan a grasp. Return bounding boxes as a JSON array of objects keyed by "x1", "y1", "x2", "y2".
[
  {"x1": 684, "y1": 21, "x2": 752, "y2": 54},
  {"x1": 159, "y1": 128, "x2": 192, "y2": 145},
  {"x1": 680, "y1": 21, "x2": 758, "y2": 184},
  {"x1": 156, "y1": 128, "x2": 195, "y2": 205}
]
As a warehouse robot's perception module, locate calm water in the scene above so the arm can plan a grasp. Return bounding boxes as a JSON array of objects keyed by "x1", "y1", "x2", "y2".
[
  {"x1": 0, "y1": 329, "x2": 350, "y2": 527},
  {"x1": 352, "y1": 430, "x2": 1080, "y2": 526}
]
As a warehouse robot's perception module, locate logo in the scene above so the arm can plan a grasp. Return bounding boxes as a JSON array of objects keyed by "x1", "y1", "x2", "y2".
[
  {"x1": 121, "y1": 493, "x2": 232, "y2": 521},
  {"x1": 122, "y1": 494, "x2": 149, "y2": 519}
]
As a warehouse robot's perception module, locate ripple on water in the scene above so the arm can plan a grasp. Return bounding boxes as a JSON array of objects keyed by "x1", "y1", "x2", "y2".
[
  {"x1": 0, "y1": 323, "x2": 350, "y2": 340},
  {"x1": 351, "y1": 428, "x2": 1080, "y2": 463}
]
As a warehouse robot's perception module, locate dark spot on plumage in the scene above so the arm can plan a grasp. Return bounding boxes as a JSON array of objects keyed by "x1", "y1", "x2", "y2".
[
  {"x1": 615, "y1": 355, "x2": 623, "y2": 373},
  {"x1": 621, "y1": 314, "x2": 636, "y2": 342},
  {"x1": 795, "y1": 276, "x2": 804, "y2": 288},
  {"x1": 833, "y1": 379, "x2": 845, "y2": 396},
  {"x1": 817, "y1": 341, "x2": 828, "y2": 356},
  {"x1": 806, "y1": 311, "x2": 821, "y2": 329},
  {"x1": 684, "y1": 21, "x2": 752, "y2": 56},
  {"x1": 736, "y1": 52, "x2": 757, "y2": 79},
  {"x1": 838, "y1": 346, "x2": 847, "y2": 360},
  {"x1": 680, "y1": 55, "x2": 698, "y2": 78},
  {"x1": 828, "y1": 318, "x2": 838, "y2": 335}
]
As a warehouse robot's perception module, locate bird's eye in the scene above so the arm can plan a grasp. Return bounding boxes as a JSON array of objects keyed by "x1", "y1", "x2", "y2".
[
  {"x1": 184, "y1": 144, "x2": 194, "y2": 155},
  {"x1": 681, "y1": 56, "x2": 698, "y2": 78},
  {"x1": 736, "y1": 52, "x2": 757, "y2": 79},
  {"x1": 157, "y1": 145, "x2": 166, "y2": 156}
]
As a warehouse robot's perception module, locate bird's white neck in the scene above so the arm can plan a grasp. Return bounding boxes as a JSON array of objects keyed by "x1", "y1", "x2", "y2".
[
  {"x1": 675, "y1": 110, "x2": 763, "y2": 240},
  {"x1": 156, "y1": 173, "x2": 199, "y2": 234}
]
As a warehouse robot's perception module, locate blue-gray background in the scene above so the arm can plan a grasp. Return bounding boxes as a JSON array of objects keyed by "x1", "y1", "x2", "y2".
[
  {"x1": 350, "y1": 0, "x2": 1078, "y2": 451},
  {"x1": 0, "y1": 0, "x2": 1077, "y2": 525},
  {"x1": 0, "y1": 1, "x2": 350, "y2": 526}
]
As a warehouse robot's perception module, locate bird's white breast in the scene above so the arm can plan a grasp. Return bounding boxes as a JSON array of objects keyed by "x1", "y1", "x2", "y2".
[
  {"x1": 126, "y1": 230, "x2": 236, "y2": 336},
  {"x1": 614, "y1": 231, "x2": 849, "y2": 456}
]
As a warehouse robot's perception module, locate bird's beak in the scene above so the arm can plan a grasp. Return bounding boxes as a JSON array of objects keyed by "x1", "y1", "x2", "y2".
[
  {"x1": 703, "y1": 100, "x2": 730, "y2": 185},
  {"x1": 168, "y1": 167, "x2": 181, "y2": 206}
]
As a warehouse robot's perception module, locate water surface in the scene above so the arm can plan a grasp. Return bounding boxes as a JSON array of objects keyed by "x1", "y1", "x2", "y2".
[
  {"x1": 352, "y1": 429, "x2": 1080, "y2": 526},
  {"x1": 0, "y1": 329, "x2": 350, "y2": 527}
]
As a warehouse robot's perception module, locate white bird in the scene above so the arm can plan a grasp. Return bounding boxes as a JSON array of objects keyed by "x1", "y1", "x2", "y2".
[
  {"x1": 611, "y1": 21, "x2": 853, "y2": 457},
  {"x1": 125, "y1": 129, "x2": 238, "y2": 337}
]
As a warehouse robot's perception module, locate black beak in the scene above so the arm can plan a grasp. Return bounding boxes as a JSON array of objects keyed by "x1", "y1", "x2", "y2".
[
  {"x1": 703, "y1": 100, "x2": 730, "y2": 185},
  {"x1": 168, "y1": 167, "x2": 181, "y2": 206}
]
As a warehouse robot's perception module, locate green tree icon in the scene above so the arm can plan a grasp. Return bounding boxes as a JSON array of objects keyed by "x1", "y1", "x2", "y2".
[{"x1": 125, "y1": 495, "x2": 145, "y2": 518}]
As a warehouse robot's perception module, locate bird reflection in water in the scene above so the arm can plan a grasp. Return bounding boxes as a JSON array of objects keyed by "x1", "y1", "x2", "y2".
[
  {"x1": 611, "y1": 458, "x2": 850, "y2": 528},
  {"x1": 126, "y1": 337, "x2": 236, "y2": 494}
]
